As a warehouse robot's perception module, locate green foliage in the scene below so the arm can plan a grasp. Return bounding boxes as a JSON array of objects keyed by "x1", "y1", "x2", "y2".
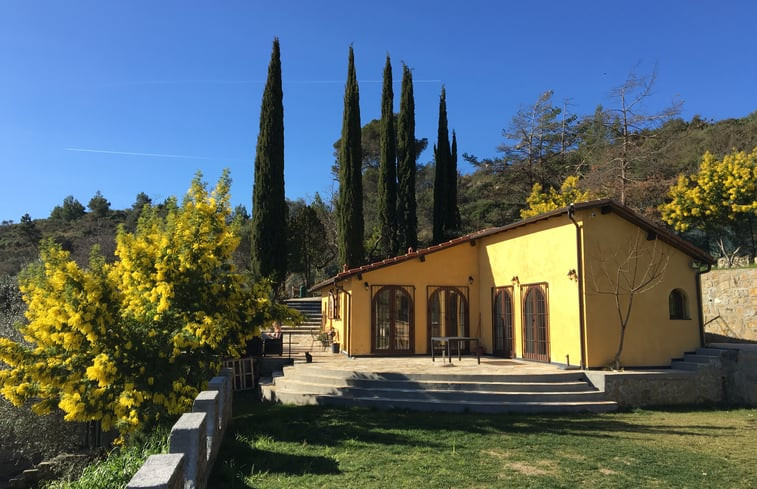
[
  {"x1": 337, "y1": 46, "x2": 365, "y2": 268},
  {"x1": 50, "y1": 196, "x2": 86, "y2": 221},
  {"x1": 0, "y1": 172, "x2": 284, "y2": 439},
  {"x1": 87, "y1": 191, "x2": 111, "y2": 218},
  {"x1": 251, "y1": 37, "x2": 287, "y2": 287},
  {"x1": 448, "y1": 131, "x2": 460, "y2": 230},
  {"x1": 396, "y1": 63, "x2": 418, "y2": 252},
  {"x1": 288, "y1": 200, "x2": 333, "y2": 288},
  {"x1": 44, "y1": 426, "x2": 169, "y2": 489},
  {"x1": 376, "y1": 56, "x2": 398, "y2": 258},
  {"x1": 432, "y1": 87, "x2": 457, "y2": 244}
]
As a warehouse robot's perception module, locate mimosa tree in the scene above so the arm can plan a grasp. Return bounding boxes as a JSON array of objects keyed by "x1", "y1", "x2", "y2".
[{"x1": 0, "y1": 171, "x2": 288, "y2": 440}]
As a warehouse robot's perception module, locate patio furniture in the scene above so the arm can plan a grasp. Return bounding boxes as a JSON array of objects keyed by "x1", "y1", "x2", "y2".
[
  {"x1": 431, "y1": 336, "x2": 481, "y2": 364},
  {"x1": 262, "y1": 335, "x2": 283, "y2": 356}
]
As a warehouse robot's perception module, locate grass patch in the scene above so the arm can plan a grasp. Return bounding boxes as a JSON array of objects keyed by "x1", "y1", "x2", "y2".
[
  {"x1": 44, "y1": 427, "x2": 169, "y2": 489},
  {"x1": 210, "y1": 393, "x2": 757, "y2": 488}
]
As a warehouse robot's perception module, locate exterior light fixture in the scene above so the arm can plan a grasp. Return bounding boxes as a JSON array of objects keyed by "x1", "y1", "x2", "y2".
[
  {"x1": 511, "y1": 275, "x2": 519, "y2": 285},
  {"x1": 364, "y1": 282, "x2": 369, "y2": 290},
  {"x1": 567, "y1": 269, "x2": 578, "y2": 281},
  {"x1": 468, "y1": 276, "x2": 474, "y2": 284}
]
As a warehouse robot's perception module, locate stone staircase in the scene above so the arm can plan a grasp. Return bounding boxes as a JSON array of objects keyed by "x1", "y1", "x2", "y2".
[
  {"x1": 280, "y1": 298, "x2": 324, "y2": 356},
  {"x1": 670, "y1": 347, "x2": 731, "y2": 371},
  {"x1": 261, "y1": 364, "x2": 618, "y2": 414}
]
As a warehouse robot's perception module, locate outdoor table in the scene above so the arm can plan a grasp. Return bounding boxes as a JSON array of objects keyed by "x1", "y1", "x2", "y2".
[{"x1": 431, "y1": 336, "x2": 480, "y2": 364}]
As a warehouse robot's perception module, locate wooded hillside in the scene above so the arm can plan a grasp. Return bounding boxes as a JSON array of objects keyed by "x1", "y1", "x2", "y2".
[{"x1": 1, "y1": 109, "x2": 756, "y2": 284}]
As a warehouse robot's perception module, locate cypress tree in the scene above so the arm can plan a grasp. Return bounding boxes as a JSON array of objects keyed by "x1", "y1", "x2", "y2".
[
  {"x1": 251, "y1": 38, "x2": 286, "y2": 286},
  {"x1": 377, "y1": 55, "x2": 397, "y2": 257},
  {"x1": 448, "y1": 130, "x2": 460, "y2": 231},
  {"x1": 432, "y1": 87, "x2": 450, "y2": 244},
  {"x1": 397, "y1": 63, "x2": 417, "y2": 252},
  {"x1": 337, "y1": 46, "x2": 364, "y2": 268}
]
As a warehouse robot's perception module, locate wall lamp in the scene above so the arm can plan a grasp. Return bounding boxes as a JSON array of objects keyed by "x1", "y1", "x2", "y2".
[
  {"x1": 363, "y1": 281, "x2": 369, "y2": 290},
  {"x1": 567, "y1": 269, "x2": 578, "y2": 281},
  {"x1": 468, "y1": 275, "x2": 474, "y2": 284},
  {"x1": 511, "y1": 275, "x2": 519, "y2": 285}
]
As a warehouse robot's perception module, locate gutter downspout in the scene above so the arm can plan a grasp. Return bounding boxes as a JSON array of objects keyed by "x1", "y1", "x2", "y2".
[
  {"x1": 568, "y1": 204, "x2": 587, "y2": 369},
  {"x1": 695, "y1": 263, "x2": 712, "y2": 347}
]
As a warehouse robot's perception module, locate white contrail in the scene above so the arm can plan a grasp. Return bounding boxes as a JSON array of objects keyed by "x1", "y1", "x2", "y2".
[{"x1": 64, "y1": 147, "x2": 243, "y2": 162}]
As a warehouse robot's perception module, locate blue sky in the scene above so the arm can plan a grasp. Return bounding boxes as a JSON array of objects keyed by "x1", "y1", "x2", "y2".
[{"x1": 1, "y1": 1, "x2": 755, "y2": 223}]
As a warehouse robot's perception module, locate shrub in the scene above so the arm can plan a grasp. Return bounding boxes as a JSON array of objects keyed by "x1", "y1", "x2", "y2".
[{"x1": 0, "y1": 171, "x2": 289, "y2": 440}]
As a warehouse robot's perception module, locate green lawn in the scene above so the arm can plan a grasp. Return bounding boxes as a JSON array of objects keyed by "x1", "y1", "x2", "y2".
[{"x1": 209, "y1": 392, "x2": 756, "y2": 489}]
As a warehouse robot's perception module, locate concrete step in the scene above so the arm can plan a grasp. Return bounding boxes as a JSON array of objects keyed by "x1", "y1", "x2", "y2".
[
  {"x1": 262, "y1": 362, "x2": 617, "y2": 414},
  {"x1": 683, "y1": 353, "x2": 721, "y2": 365},
  {"x1": 279, "y1": 364, "x2": 592, "y2": 384},
  {"x1": 272, "y1": 373, "x2": 595, "y2": 393},
  {"x1": 670, "y1": 360, "x2": 700, "y2": 371},
  {"x1": 270, "y1": 380, "x2": 608, "y2": 403},
  {"x1": 263, "y1": 389, "x2": 617, "y2": 414},
  {"x1": 696, "y1": 347, "x2": 727, "y2": 357}
]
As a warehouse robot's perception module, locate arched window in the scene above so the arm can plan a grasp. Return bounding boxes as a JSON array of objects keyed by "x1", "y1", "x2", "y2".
[{"x1": 669, "y1": 289, "x2": 689, "y2": 320}]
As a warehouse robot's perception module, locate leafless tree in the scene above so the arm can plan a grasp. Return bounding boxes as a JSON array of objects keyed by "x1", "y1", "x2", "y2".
[{"x1": 590, "y1": 230, "x2": 670, "y2": 369}]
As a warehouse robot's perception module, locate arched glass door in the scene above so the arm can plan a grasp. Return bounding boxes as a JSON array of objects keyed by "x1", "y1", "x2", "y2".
[
  {"x1": 493, "y1": 287, "x2": 514, "y2": 357},
  {"x1": 428, "y1": 287, "x2": 469, "y2": 352},
  {"x1": 372, "y1": 286, "x2": 413, "y2": 353},
  {"x1": 522, "y1": 285, "x2": 549, "y2": 362}
]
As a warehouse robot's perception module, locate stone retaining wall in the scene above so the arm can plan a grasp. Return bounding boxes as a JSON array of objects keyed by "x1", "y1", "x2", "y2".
[
  {"x1": 585, "y1": 344, "x2": 757, "y2": 408},
  {"x1": 126, "y1": 368, "x2": 232, "y2": 489},
  {"x1": 701, "y1": 268, "x2": 757, "y2": 341}
]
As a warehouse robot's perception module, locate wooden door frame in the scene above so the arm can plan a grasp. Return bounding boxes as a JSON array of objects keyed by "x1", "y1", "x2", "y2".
[
  {"x1": 426, "y1": 285, "x2": 470, "y2": 352},
  {"x1": 520, "y1": 283, "x2": 550, "y2": 362},
  {"x1": 492, "y1": 286, "x2": 514, "y2": 357},
  {"x1": 370, "y1": 285, "x2": 415, "y2": 354}
]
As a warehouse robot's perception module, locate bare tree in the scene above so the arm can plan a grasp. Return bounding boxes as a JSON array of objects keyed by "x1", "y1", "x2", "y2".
[
  {"x1": 581, "y1": 66, "x2": 682, "y2": 206},
  {"x1": 590, "y1": 230, "x2": 670, "y2": 369}
]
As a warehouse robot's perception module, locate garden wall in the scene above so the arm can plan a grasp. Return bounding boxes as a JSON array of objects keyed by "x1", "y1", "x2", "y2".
[
  {"x1": 126, "y1": 368, "x2": 233, "y2": 489},
  {"x1": 701, "y1": 267, "x2": 757, "y2": 341}
]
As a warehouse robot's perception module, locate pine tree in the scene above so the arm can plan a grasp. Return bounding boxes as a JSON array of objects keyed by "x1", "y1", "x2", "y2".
[
  {"x1": 251, "y1": 38, "x2": 286, "y2": 287},
  {"x1": 397, "y1": 63, "x2": 418, "y2": 252},
  {"x1": 337, "y1": 46, "x2": 364, "y2": 268},
  {"x1": 377, "y1": 55, "x2": 398, "y2": 257},
  {"x1": 432, "y1": 87, "x2": 451, "y2": 244}
]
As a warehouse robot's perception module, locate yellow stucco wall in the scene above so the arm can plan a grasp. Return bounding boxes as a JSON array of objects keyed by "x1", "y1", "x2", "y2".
[
  {"x1": 479, "y1": 217, "x2": 582, "y2": 366},
  {"x1": 579, "y1": 209, "x2": 702, "y2": 367}
]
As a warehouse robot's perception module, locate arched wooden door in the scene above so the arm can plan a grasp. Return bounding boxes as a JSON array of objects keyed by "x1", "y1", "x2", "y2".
[
  {"x1": 428, "y1": 287, "x2": 469, "y2": 352},
  {"x1": 372, "y1": 286, "x2": 414, "y2": 353},
  {"x1": 492, "y1": 287, "x2": 514, "y2": 357},
  {"x1": 522, "y1": 284, "x2": 549, "y2": 362}
]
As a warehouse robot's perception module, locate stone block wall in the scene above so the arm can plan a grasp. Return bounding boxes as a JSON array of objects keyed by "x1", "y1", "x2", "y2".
[
  {"x1": 126, "y1": 368, "x2": 232, "y2": 489},
  {"x1": 701, "y1": 268, "x2": 757, "y2": 341}
]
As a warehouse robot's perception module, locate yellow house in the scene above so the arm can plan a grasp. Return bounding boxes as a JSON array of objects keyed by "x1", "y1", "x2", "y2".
[{"x1": 312, "y1": 199, "x2": 715, "y2": 369}]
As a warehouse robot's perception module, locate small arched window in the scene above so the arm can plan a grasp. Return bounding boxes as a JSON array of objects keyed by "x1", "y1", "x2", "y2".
[{"x1": 669, "y1": 289, "x2": 689, "y2": 320}]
